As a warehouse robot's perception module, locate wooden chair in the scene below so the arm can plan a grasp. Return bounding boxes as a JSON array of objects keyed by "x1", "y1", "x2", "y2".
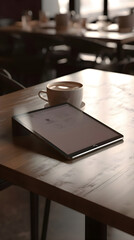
[
  {"x1": 63, "y1": 35, "x2": 116, "y2": 63},
  {"x1": 0, "y1": 32, "x2": 71, "y2": 86},
  {"x1": 53, "y1": 35, "x2": 117, "y2": 77},
  {"x1": 122, "y1": 43, "x2": 134, "y2": 60},
  {"x1": 0, "y1": 68, "x2": 24, "y2": 189},
  {"x1": 0, "y1": 32, "x2": 46, "y2": 87},
  {"x1": 0, "y1": 68, "x2": 24, "y2": 94},
  {"x1": 0, "y1": 69, "x2": 39, "y2": 240}
]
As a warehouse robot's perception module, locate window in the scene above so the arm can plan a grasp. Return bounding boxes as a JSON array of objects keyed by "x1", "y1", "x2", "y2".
[
  {"x1": 58, "y1": 0, "x2": 69, "y2": 13},
  {"x1": 42, "y1": 0, "x2": 69, "y2": 17},
  {"x1": 80, "y1": 0, "x2": 103, "y2": 16},
  {"x1": 109, "y1": 0, "x2": 134, "y2": 11},
  {"x1": 80, "y1": 0, "x2": 134, "y2": 17}
]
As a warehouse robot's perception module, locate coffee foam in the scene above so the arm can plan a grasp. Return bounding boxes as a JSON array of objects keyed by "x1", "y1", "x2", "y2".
[{"x1": 49, "y1": 82, "x2": 81, "y2": 91}]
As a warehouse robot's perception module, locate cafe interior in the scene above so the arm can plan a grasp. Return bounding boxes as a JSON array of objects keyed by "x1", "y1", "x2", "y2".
[{"x1": 1, "y1": 0, "x2": 134, "y2": 240}]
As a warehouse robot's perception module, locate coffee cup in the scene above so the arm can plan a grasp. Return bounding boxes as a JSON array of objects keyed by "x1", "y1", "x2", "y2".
[{"x1": 38, "y1": 81, "x2": 83, "y2": 108}]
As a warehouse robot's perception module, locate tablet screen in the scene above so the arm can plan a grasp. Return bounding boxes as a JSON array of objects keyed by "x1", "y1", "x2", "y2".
[{"x1": 13, "y1": 104, "x2": 123, "y2": 159}]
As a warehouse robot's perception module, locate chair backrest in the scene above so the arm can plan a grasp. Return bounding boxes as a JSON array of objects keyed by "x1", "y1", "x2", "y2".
[
  {"x1": 0, "y1": 69, "x2": 25, "y2": 191},
  {"x1": 0, "y1": 68, "x2": 25, "y2": 96}
]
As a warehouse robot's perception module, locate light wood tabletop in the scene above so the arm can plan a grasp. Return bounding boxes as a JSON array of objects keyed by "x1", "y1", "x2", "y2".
[{"x1": 1, "y1": 69, "x2": 134, "y2": 239}]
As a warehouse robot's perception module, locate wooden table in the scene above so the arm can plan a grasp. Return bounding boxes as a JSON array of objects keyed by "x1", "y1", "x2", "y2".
[
  {"x1": 1, "y1": 21, "x2": 134, "y2": 60},
  {"x1": 1, "y1": 69, "x2": 134, "y2": 239}
]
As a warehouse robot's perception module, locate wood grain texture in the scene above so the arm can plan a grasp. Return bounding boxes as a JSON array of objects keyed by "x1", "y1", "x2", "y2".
[{"x1": 0, "y1": 69, "x2": 134, "y2": 235}]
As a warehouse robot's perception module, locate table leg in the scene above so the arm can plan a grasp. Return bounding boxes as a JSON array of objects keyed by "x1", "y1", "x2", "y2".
[
  {"x1": 85, "y1": 216, "x2": 107, "y2": 240},
  {"x1": 117, "y1": 43, "x2": 123, "y2": 61},
  {"x1": 41, "y1": 198, "x2": 51, "y2": 240},
  {"x1": 30, "y1": 192, "x2": 39, "y2": 240}
]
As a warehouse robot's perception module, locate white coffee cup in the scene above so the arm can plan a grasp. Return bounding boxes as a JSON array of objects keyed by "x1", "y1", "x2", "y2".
[{"x1": 38, "y1": 81, "x2": 83, "y2": 108}]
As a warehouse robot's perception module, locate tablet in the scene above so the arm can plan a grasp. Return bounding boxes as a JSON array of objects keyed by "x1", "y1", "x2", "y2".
[{"x1": 12, "y1": 103, "x2": 123, "y2": 160}]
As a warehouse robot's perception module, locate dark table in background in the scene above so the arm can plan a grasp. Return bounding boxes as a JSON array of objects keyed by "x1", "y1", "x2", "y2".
[{"x1": 1, "y1": 20, "x2": 134, "y2": 60}]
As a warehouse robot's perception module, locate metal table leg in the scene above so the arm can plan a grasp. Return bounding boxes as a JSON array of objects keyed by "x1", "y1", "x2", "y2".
[
  {"x1": 41, "y1": 198, "x2": 51, "y2": 240},
  {"x1": 117, "y1": 43, "x2": 123, "y2": 61},
  {"x1": 30, "y1": 192, "x2": 39, "y2": 240},
  {"x1": 85, "y1": 216, "x2": 107, "y2": 240}
]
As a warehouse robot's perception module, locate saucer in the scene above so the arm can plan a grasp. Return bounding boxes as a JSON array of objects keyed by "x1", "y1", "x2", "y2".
[{"x1": 44, "y1": 101, "x2": 85, "y2": 109}]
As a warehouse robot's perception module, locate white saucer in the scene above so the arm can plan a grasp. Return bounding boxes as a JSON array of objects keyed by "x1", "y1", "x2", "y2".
[{"x1": 44, "y1": 101, "x2": 85, "y2": 109}]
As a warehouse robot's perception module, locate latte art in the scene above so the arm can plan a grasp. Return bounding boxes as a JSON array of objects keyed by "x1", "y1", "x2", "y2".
[{"x1": 49, "y1": 83, "x2": 80, "y2": 91}]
